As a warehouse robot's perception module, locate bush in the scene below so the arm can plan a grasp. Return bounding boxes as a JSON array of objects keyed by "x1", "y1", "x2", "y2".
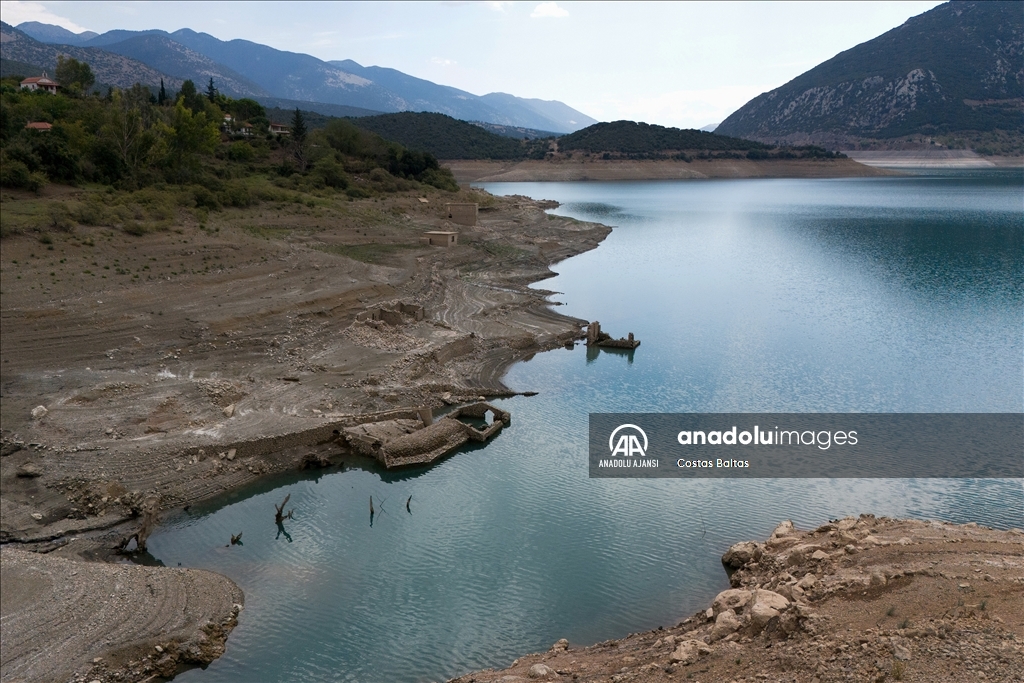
[
  {"x1": 0, "y1": 155, "x2": 43, "y2": 190},
  {"x1": 219, "y1": 183, "x2": 253, "y2": 207},
  {"x1": 312, "y1": 155, "x2": 349, "y2": 189},
  {"x1": 227, "y1": 141, "x2": 255, "y2": 162},
  {"x1": 420, "y1": 167, "x2": 459, "y2": 192},
  {"x1": 192, "y1": 185, "x2": 221, "y2": 210}
]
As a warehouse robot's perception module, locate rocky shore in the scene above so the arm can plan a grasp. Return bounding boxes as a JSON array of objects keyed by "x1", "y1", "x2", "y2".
[{"x1": 453, "y1": 517, "x2": 1024, "y2": 683}]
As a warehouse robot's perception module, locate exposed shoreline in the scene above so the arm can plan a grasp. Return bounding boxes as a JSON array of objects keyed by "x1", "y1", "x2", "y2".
[
  {"x1": 0, "y1": 188, "x2": 610, "y2": 681},
  {"x1": 445, "y1": 157, "x2": 895, "y2": 183}
]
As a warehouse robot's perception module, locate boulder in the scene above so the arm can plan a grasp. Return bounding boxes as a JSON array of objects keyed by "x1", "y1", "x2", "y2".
[
  {"x1": 811, "y1": 549, "x2": 829, "y2": 561},
  {"x1": 796, "y1": 573, "x2": 817, "y2": 589},
  {"x1": 670, "y1": 639, "x2": 711, "y2": 665},
  {"x1": 30, "y1": 405, "x2": 48, "y2": 419},
  {"x1": 711, "y1": 609, "x2": 742, "y2": 640},
  {"x1": 722, "y1": 541, "x2": 762, "y2": 568},
  {"x1": 551, "y1": 638, "x2": 568, "y2": 652},
  {"x1": 751, "y1": 589, "x2": 790, "y2": 612},
  {"x1": 748, "y1": 601, "x2": 782, "y2": 632},
  {"x1": 16, "y1": 462, "x2": 42, "y2": 478},
  {"x1": 223, "y1": 404, "x2": 235, "y2": 418},
  {"x1": 770, "y1": 520, "x2": 795, "y2": 539},
  {"x1": 712, "y1": 588, "x2": 752, "y2": 615},
  {"x1": 527, "y1": 663, "x2": 555, "y2": 678}
]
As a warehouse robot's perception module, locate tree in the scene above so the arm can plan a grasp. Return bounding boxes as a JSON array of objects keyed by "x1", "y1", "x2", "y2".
[
  {"x1": 291, "y1": 107, "x2": 307, "y2": 144},
  {"x1": 206, "y1": 77, "x2": 218, "y2": 103},
  {"x1": 291, "y1": 107, "x2": 308, "y2": 171},
  {"x1": 159, "y1": 99, "x2": 220, "y2": 182},
  {"x1": 55, "y1": 56, "x2": 95, "y2": 96},
  {"x1": 158, "y1": 78, "x2": 167, "y2": 105},
  {"x1": 101, "y1": 88, "x2": 156, "y2": 183},
  {"x1": 177, "y1": 79, "x2": 205, "y2": 113}
]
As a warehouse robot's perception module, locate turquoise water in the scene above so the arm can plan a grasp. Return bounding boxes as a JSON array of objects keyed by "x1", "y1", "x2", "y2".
[{"x1": 150, "y1": 172, "x2": 1023, "y2": 682}]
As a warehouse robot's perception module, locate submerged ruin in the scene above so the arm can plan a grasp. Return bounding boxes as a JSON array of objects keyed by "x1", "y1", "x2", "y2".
[
  {"x1": 340, "y1": 402, "x2": 511, "y2": 468},
  {"x1": 585, "y1": 321, "x2": 640, "y2": 349}
]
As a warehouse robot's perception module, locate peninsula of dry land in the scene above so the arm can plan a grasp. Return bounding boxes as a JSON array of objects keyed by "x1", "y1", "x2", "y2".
[{"x1": 0, "y1": 184, "x2": 607, "y2": 681}]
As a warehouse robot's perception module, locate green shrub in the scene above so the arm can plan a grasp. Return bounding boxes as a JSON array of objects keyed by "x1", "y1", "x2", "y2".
[{"x1": 227, "y1": 141, "x2": 255, "y2": 162}]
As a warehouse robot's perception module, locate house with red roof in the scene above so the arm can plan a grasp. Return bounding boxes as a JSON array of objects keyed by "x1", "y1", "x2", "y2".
[{"x1": 20, "y1": 74, "x2": 59, "y2": 94}]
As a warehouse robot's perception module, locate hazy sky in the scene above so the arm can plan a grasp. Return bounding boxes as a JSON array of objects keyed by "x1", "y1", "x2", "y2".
[{"x1": 2, "y1": 1, "x2": 944, "y2": 128}]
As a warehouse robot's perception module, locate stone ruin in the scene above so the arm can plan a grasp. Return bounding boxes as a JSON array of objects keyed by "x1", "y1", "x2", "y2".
[
  {"x1": 340, "y1": 402, "x2": 511, "y2": 469},
  {"x1": 586, "y1": 321, "x2": 640, "y2": 349},
  {"x1": 355, "y1": 302, "x2": 424, "y2": 327}
]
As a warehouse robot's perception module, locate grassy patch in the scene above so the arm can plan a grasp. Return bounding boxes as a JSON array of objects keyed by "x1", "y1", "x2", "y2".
[{"x1": 243, "y1": 225, "x2": 292, "y2": 240}]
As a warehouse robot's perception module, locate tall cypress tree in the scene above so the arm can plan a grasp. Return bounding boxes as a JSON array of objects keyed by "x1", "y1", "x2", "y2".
[
  {"x1": 158, "y1": 78, "x2": 167, "y2": 105},
  {"x1": 206, "y1": 77, "x2": 218, "y2": 102},
  {"x1": 291, "y1": 108, "x2": 307, "y2": 144}
]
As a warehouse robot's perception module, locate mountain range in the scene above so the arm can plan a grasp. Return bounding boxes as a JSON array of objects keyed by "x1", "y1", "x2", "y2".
[
  {"x1": 4, "y1": 21, "x2": 597, "y2": 133},
  {"x1": 717, "y1": 1, "x2": 1023, "y2": 147}
]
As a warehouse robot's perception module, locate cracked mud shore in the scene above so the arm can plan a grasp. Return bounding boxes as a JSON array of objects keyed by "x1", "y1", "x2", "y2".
[{"x1": 0, "y1": 187, "x2": 608, "y2": 682}]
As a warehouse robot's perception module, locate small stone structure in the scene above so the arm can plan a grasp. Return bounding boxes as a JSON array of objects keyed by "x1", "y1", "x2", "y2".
[
  {"x1": 421, "y1": 231, "x2": 458, "y2": 247},
  {"x1": 586, "y1": 321, "x2": 640, "y2": 349},
  {"x1": 341, "y1": 402, "x2": 511, "y2": 468},
  {"x1": 444, "y1": 202, "x2": 478, "y2": 226}
]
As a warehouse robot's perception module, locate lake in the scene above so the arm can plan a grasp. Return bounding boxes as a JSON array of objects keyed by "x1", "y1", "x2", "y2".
[{"x1": 150, "y1": 171, "x2": 1023, "y2": 682}]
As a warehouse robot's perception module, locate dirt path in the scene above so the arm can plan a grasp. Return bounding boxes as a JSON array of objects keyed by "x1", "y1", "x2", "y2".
[{"x1": 455, "y1": 517, "x2": 1024, "y2": 683}]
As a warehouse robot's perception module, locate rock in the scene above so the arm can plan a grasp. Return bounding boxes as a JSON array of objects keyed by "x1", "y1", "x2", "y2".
[
  {"x1": 31, "y1": 512, "x2": 43, "y2": 520},
  {"x1": 16, "y1": 463, "x2": 42, "y2": 478},
  {"x1": 844, "y1": 544, "x2": 858, "y2": 554},
  {"x1": 670, "y1": 639, "x2": 711, "y2": 665},
  {"x1": 751, "y1": 589, "x2": 789, "y2": 612},
  {"x1": 811, "y1": 549, "x2": 829, "y2": 561},
  {"x1": 870, "y1": 571, "x2": 887, "y2": 586},
  {"x1": 705, "y1": 607, "x2": 714, "y2": 620},
  {"x1": 105, "y1": 428, "x2": 114, "y2": 435},
  {"x1": 226, "y1": 448, "x2": 236, "y2": 461},
  {"x1": 223, "y1": 404, "x2": 235, "y2": 418},
  {"x1": 797, "y1": 573, "x2": 817, "y2": 589},
  {"x1": 771, "y1": 520, "x2": 795, "y2": 538},
  {"x1": 893, "y1": 643, "x2": 911, "y2": 661},
  {"x1": 748, "y1": 602, "x2": 782, "y2": 632},
  {"x1": 551, "y1": 638, "x2": 568, "y2": 651},
  {"x1": 713, "y1": 589, "x2": 752, "y2": 615},
  {"x1": 837, "y1": 517, "x2": 858, "y2": 531},
  {"x1": 711, "y1": 610, "x2": 742, "y2": 640},
  {"x1": 31, "y1": 405, "x2": 48, "y2": 419},
  {"x1": 528, "y1": 663, "x2": 555, "y2": 678},
  {"x1": 722, "y1": 541, "x2": 763, "y2": 568}
]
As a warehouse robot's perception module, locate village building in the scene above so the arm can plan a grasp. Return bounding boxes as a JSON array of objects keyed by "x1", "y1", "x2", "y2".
[
  {"x1": 269, "y1": 123, "x2": 290, "y2": 135},
  {"x1": 24, "y1": 122, "x2": 53, "y2": 132},
  {"x1": 19, "y1": 74, "x2": 59, "y2": 94},
  {"x1": 421, "y1": 231, "x2": 459, "y2": 247},
  {"x1": 444, "y1": 202, "x2": 478, "y2": 226}
]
